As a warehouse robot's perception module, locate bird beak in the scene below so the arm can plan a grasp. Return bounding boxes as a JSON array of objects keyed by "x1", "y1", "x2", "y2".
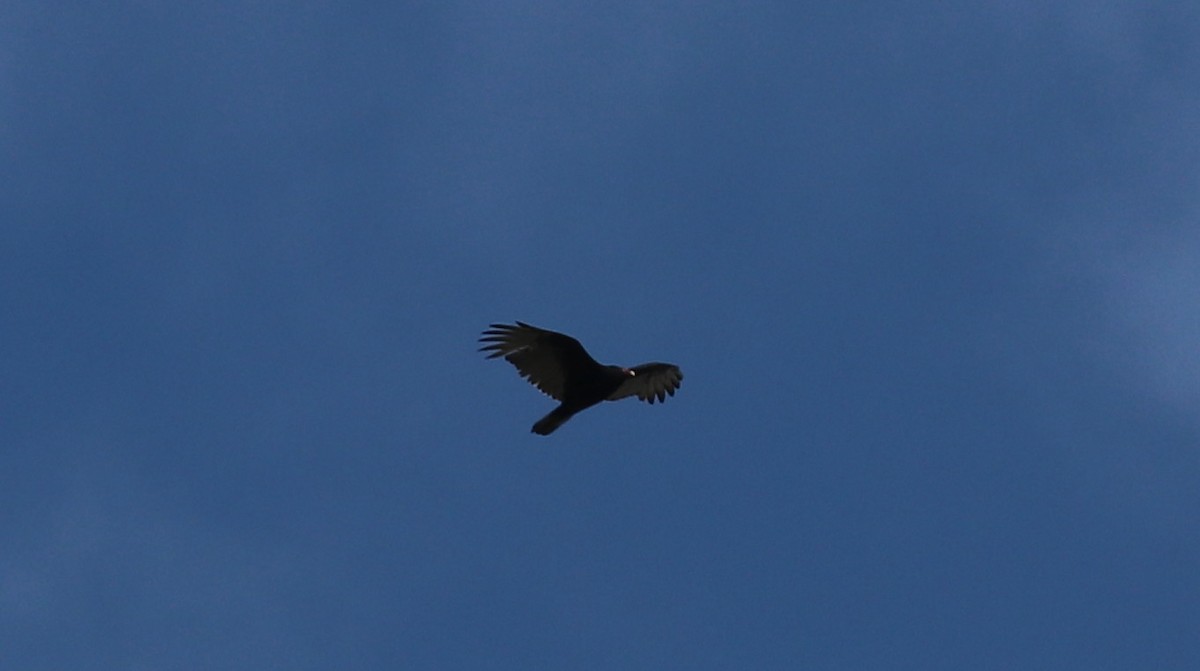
[{"x1": 625, "y1": 368, "x2": 636, "y2": 377}]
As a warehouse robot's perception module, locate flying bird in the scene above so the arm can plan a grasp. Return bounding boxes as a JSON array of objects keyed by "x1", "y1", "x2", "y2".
[{"x1": 479, "y1": 322, "x2": 683, "y2": 435}]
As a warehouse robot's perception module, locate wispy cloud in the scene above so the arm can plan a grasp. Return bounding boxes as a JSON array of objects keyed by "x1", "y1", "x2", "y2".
[{"x1": 1097, "y1": 228, "x2": 1200, "y2": 419}]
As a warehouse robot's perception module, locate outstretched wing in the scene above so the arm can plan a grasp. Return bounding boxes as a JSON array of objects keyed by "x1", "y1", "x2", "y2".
[
  {"x1": 479, "y1": 322, "x2": 602, "y2": 400},
  {"x1": 607, "y1": 363, "x2": 683, "y2": 404}
]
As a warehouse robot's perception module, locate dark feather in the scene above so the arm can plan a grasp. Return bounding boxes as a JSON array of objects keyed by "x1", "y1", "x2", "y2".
[
  {"x1": 607, "y1": 362, "x2": 684, "y2": 404},
  {"x1": 480, "y1": 322, "x2": 683, "y2": 435}
]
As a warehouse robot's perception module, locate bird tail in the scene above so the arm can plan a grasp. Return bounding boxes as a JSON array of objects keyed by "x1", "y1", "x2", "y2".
[{"x1": 532, "y1": 406, "x2": 575, "y2": 436}]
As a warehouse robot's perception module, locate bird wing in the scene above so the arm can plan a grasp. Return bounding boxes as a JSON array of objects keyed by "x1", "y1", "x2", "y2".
[
  {"x1": 479, "y1": 322, "x2": 601, "y2": 401},
  {"x1": 607, "y1": 363, "x2": 683, "y2": 404}
]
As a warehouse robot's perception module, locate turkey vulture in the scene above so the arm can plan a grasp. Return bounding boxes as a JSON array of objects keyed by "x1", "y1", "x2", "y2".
[{"x1": 479, "y1": 322, "x2": 683, "y2": 435}]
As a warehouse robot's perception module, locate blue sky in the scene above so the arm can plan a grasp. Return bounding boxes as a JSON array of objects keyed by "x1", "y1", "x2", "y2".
[{"x1": 3, "y1": 2, "x2": 1198, "y2": 669}]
